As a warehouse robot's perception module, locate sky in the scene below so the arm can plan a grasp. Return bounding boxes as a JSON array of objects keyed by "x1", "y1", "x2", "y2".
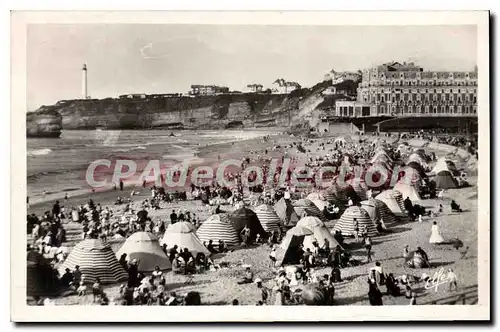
[{"x1": 26, "y1": 24, "x2": 477, "y2": 111}]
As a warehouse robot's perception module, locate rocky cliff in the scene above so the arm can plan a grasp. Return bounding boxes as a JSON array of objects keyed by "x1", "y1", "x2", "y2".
[
  {"x1": 27, "y1": 80, "x2": 356, "y2": 133},
  {"x1": 26, "y1": 108, "x2": 62, "y2": 138}
]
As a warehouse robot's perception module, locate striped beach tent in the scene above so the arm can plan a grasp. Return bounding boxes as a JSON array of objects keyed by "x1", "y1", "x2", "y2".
[
  {"x1": 254, "y1": 204, "x2": 282, "y2": 233},
  {"x1": 196, "y1": 213, "x2": 240, "y2": 246},
  {"x1": 277, "y1": 226, "x2": 313, "y2": 266},
  {"x1": 274, "y1": 198, "x2": 299, "y2": 227},
  {"x1": 376, "y1": 190, "x2": 405, "y2": 214},
  {"x1": 360, "y1": 199, "x2": 383, "y2": 226},
  {"x1": 321, "y1": 188, "x2": 338, "y2": 203},
  {"x1": 59, "y1": 239, "x2": 128, "y2": 284},
  {"x1": 371, "y1": 198, "x2": 399, "y2": 225},
  {"x1": 293, "y1": 199, "x2": 326, "y2": 222},
  {"x1": 116, "y1": 232, "x2": 171, "y2": 272},
  {"x1": 161, "y1": 222, "x2": 210, "y2": 256},
  {"x1": 434, "y1": 170, "x2": 459, "y2": 189},
  {"x1": 394, "y1": 182, "x2": 422, "y2": 201},
  {"x1": 333, "y1": 206, "x2": 378, "y2": 237}
]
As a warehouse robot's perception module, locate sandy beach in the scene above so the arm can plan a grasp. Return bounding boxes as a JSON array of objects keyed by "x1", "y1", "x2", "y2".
[{"x1": 26, "y1": 131, "x2": 479, "y2": 306}]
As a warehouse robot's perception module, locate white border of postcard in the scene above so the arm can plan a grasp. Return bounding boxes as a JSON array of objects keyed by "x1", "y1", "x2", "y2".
[{"x1": 11, "y1": 10, "x2": 490, "y2": 322}]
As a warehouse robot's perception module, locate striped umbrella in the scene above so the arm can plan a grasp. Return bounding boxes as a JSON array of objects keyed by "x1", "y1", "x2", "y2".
[
  {"x1": 293, "y1": 199, "x2": 326, "y2": 222},
  {"x1": 116, "y1": 232, "x2": 171, "y2": 272},
  {"x1": 59, "y1": 239, "x2": 128, "y2": 284},
  {"x1": 196, "y1": 213, "x2": 240, "y2": 246},
  {"x1": 375, "y1": 190, "x2": 405, "y2": 214},
  {"x1": 333, "y1": 206, "x2": 378, "y2": 237},
  {"x1": 273, "y1": 198, "x2": 299, "y2": 227},
  {"x1": 254, "y1": 204, "x2": 282, "y2": 233}
]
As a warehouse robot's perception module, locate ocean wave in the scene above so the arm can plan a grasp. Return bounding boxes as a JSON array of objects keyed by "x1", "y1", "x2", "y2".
[{"x1": 27, "y1": 148, "x2": 52, "y2": 156}]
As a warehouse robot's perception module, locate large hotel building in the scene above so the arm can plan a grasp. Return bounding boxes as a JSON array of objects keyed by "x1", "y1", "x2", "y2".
[{"x1": 335, "y1": 61, "x2": 478, "y2": 117}]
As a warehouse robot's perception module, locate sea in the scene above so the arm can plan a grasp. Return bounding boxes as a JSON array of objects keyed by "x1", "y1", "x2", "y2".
[{"x1": 27, "y1": 129, "x2": 277, "y2": 204}]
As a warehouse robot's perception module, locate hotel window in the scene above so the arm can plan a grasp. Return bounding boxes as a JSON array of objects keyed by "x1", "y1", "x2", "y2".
[
  {"x1": 473, "y1": 106, "x2": 477, "y2": 114},
  {"x1": 441, "y1": 106, "x2": 446, "y2": 113},
  {"x1": 425, "y1": 106, "x2": 430, "y2": 113},
  {"x1": 416, "y1": 106, "x2": 421, "y2": 113},
  {"x1": 404, "y1": 94, "x2": 409, "y2": 101},
  {"x1": 453, "y1": 106, "x2": 457, "y2": 114},
  {"x1": 433, "y1": 94, "x2": 437, "y2": 101},
  {"x1": 457, "y1": 106, "x2": 462, "y2": 114},
  {"x1": 380, "y1": 106, "x2": 385, "y2": 114},
  {"x1": 465, "y1": 106, "x2": 470, "y2": 114},
  {"x1": 408, "y1": 106, "x2": 413, "y2": 113},
  {"x1": 381, "y1": 95, "x2": 385, "y2": 103},
  {"x1": 433, "y1": 106, "x2": 437, "y2": 113},
  {"x1": 416, "y1": 94, "x2": 421, "y2": 101},
  {"x1": 441, "y1": 94, "x2": 446, "y2": 101},
  {"x1": 473, "y1": 96, "x2": 477, "y2": 103}
]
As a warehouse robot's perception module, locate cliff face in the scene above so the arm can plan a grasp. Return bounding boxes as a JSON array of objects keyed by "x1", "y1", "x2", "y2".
[
  {"x1": 27, "y1": 79, "x2": 352, "y2": 132},
  {"x1": 26, "y1": 108, "x2": 62, "y2": 138}
]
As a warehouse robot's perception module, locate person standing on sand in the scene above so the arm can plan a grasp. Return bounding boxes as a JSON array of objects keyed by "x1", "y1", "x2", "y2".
[
  {"x1": 353, "y1": 218, "x2": 359, "y2": 242},
  {"x1": 364, "y1": 236, "x2": 373, "y2": 263},
  {"x1": 120, "y1": 180, "x2": 124, "y2": 191},
  {"x1": 429, "y1": 221, "x2": 445, "y2": 244},
  {"x1": 447, "y1": 268, "x2": 458, "y2": 292}
]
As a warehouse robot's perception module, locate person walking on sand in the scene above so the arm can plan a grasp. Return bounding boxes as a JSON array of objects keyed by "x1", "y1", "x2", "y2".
[
  {"x1": 429, "y1": 221, "x2": 445, "y2": 244},
  {"x1": 364, "y1": 236, "x2": 373, "y2": 263}
]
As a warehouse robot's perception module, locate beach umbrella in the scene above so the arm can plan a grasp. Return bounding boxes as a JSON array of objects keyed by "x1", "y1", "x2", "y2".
[
  {"x1": 196, "y1": 213, "x2": 240, "y2": 246},
  {"x1": 59, "y1": 239, "x2": 128, "y2": 284},
  {"x1": 116, "y1": 232, "x2": 171, "y2": 272}
]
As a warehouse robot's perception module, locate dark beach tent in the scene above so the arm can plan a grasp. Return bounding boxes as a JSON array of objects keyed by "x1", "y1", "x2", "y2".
[
  {"x1": 293, "y1": 199, "x2": 326, "y2": 222},
  {"x1": 405, "y1": 250, "x2": 430, "y2": 268},
  {"x1": 276, "y1": 226, "x2": 313, "y2": 266},
  {"x1": 301, "y1": 284, "x2": 329, "y2": 305},
  {"x1": 228, "y1": 206, "x2": 267, "y2": 240},
  {"x1": 435, "y1": 170, "x2": 459, "y2": 189},
  {"x1": 196, "y1": 213, "x2": 240, "y2": 246},
  {"x1": 115, "y1": 232, "x2": 171, "y2": 272},
  {"x1": 333, "y1": 206, "x2": 378, "y2": 237},
  {"x1": 274, "y1": 198, "x2": 299, "y2": 227},
  {"x1": 254, "y1": 204, "x2": 282, "y2": 233},
  {"x1": 335, "y1": 185, "x2": 361, "y2": 205},
  {"x1": 27, "y1": 250, "x2": 61, "y2": 298},
  {"x1": 59, "y1": 239, "x2": 128, "y2": 284}
]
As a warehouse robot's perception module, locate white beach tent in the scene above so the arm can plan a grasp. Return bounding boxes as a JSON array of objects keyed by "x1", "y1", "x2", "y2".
[{"x1": 161, "y1": 222, "x2": 210, "y2": 256}]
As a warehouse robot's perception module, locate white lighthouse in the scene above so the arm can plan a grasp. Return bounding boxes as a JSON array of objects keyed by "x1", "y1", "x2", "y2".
[{"x1": 82, "y1": 63, "x2": 88, "y2": 99}]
